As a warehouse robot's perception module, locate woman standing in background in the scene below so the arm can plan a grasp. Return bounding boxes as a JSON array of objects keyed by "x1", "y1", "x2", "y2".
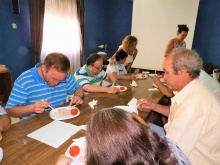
[
  {"x1": 109, "y1": 35, "x2": 138, "y2": 73},
  {"x1": 164, "y1": 24, "x2": 189, "y2": 57}
]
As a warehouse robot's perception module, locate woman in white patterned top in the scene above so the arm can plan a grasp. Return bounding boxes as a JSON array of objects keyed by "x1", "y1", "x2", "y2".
[{"x1": 164, "y1": 24, "x2": 189, "y2": 57}]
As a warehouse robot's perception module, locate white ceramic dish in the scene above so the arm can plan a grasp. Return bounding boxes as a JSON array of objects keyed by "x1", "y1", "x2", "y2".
[
  {"x1": 114, "y1": 105, "x2": 138, "y2": 114},
  {"x1": 115, "y1": 86, "x2": 127, "y2": 92},
  {"x1": 49, "y1": 106, "x2": 80, "y2": 120},
  {"x1": 65, "y1": 137, "x2": 87, "y2": 165},
  {"x1": 136, "y1": 73, "x2": 147, "y2": 79},
  {"x1": 149, "y1": 74, "x2": 162, "y2": 77}
]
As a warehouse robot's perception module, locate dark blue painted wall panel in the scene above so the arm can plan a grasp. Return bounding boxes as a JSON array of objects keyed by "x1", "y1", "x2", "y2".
[
  {"x1": 1, "y1": 0, "x2": 220, "y2": 81},
  {"x1": 193, "y1": 0, "x2": 220, "y2": 67},
  {"x1": 84, "y1": 0, "x2": 132, "y2": 60},
  {"x1": 105, "y1": 0, "x2": 133, "y2": 56},
  {"x1": 0, "y1": 0, "x2": 32, "y2": 81}
]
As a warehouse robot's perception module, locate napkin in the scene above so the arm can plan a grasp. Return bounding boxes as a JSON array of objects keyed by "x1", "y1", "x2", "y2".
[
  {"x1": 66, "y1": 137, "x2": 87, "y2": 165},
  {"x1": 152, "y1": 83, "x2": 158, "y2": 88},
  {"x1": 0, "y1": 147, "x2": 3, "y2": 162},
  {"x1": 148, "y1": 88, "x2": 159, "y2": 92},
  {"x1": 127, "y1": 97, "x2": 138, "y2": 112},
  {"x1": 130, "y1": 80, "x2": 138, "y2": 87},
  {"x1": 27, "y1": 121, "x2": 84, "y2": 148},
  {"x1": 88, "y1": 99, "x2": 98, "y2": 109}
]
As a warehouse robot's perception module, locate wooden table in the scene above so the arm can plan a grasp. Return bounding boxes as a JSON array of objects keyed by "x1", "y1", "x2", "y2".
[{"x1": 0, "y1": 77, "x2": 163, "y2": 165}]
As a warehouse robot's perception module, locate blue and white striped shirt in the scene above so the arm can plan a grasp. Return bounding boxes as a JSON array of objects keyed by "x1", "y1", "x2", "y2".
[
  {"x1": 74, "y1": 65, "x2": 107, "y2": 87},
  {"x1": 6, "y1": 63, "x2": 81, "y2": 120}
]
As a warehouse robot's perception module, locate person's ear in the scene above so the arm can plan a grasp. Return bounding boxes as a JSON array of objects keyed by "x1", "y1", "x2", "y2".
[
  {"x1": 42, "y1": 65, "x2": 48, "y2": 73},
  {"x1": 178, "y1": 67, "x2": 187, "y2": 77}
]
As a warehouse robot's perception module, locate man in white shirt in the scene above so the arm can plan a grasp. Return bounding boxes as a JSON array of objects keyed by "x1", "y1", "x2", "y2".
[
  {"x1": 137, "y1": 48, "x2": 220, "y2": 165},
  {"x1": 153, "y1": 69, "x2": 220, "y2": 100}
]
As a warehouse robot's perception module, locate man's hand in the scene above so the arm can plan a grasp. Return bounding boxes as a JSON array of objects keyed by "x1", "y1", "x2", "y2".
[
  {"x1": 153, "y1": 76, "x2": 161, "y2": 85},
  {"x1": 137, "y1": 98, "x2": 153, "y2": 112},
  {"x1": 69, "y1": 95, "x2": 83, "y2": 106},
  {"x1": 134, "y1": 69, "x2": 140, "y2": 75},
  {"x1": 34, "y1": 100, "x2": 50, "y2": 114},
  {"x1": 108, "y1": 58, "x2": 116, "y2": 66}
]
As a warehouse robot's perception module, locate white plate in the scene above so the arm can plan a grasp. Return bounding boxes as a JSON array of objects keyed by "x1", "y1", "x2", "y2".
[
  {"x1": 114, "y1": 105, "x2": 138, "y2": 114},
  {"x1": 149, "y1": 73, "x2": 162, "y2": 77},
  {"x1": 49, "y1": 106, "x2": 80, "y2": 120},
  {"x1": 115, "y1": 86, "x2": 127, "y2": 92},
  {"x1": 136, "y1": 73, "x2": 147, "y2": 79},
  {"x1": 65, "y1": 137, "x2": 86, "y2": 165}
]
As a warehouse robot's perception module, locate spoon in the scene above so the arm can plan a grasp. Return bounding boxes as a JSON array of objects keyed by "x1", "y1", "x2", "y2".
[{"x1": 48, "y1": 105, "x2": 55, "y2": 110}]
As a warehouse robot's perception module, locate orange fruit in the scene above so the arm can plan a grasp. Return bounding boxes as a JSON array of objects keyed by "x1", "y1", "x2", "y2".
[
  {"x1": 70, "y1": 108, "x2": 78, "y2": 115},
  {"x1": 142, "y1": 75, "x2": 145, "y2": 78},
  {"x1": 69, "y1": 145, "x2": 80, "y2": 157},
  {"x1": 120, "y1": 86, "x2": 125, "y2": 90}
]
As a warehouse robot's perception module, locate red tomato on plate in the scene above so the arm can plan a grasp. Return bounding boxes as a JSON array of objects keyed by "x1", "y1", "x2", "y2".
[
  {"x1": 70, "y1": 108, "x2": 78, "y2": 115},
  {"x1": 69, "y1": 145, "x2": 80, "y2": 157},
  {"x1": 156, "y1": 74, "x2": 161, "y2": 77},
  {"x1": 120, "y1": 86, "x2": 125, "y2": 91}
]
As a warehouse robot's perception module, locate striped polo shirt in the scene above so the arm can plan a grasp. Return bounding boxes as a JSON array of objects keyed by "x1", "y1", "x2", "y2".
[
  {"x1": 74, "y1": 65, "x2": 107, "y2": 88},
  {"x1": 6, "y1": 63, "x2": 81, "y2": 120}
]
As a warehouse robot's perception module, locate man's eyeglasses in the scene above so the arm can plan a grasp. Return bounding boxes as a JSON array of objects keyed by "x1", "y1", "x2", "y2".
[
  {"x1": 44, "y1": 70, "x2": 66, "y2": 84},
  {"x1": 92, "y1": 65, "x2": 103, "y2": 70}
]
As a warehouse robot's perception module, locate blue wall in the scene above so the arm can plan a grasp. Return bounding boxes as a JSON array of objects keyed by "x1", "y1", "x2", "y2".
[
  {"x1": 1, "y1": 0, "x2": 220, "y2": 81},
  {"x1": 0, "y1": 0, "x2": 32, "y2": 81},
  {"x1": 84, "y1": 0, "x2": 132, "y2": 59},
  {"x1": 192, "y1": 0, "x2": 220, "y2": 67}
]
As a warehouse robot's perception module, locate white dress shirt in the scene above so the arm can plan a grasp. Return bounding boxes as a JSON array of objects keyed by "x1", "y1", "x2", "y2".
[{"x1": 165, "y1": 79, "x2": 220, "y2": 165}]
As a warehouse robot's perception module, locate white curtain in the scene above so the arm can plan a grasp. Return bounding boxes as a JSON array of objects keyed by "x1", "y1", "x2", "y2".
[{"x1": 41, "y1": 0, "x2": 82, "y2": 75}]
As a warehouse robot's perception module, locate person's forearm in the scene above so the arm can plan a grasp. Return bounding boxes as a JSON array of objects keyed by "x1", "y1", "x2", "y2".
[
  {"x1": 73, "y1": 88, "x2": 84, "y2": 99},
  {"x1": 83, "y1": 85, "x2": 108, "y2": 93},
  {"x1": 150, "y1": 103, "x2": 170, "y2": 117},
  {"x1": 0, "y1": 115, "x2": 11, "y2": 132},
  {"x1": 6, "y1": 104, "x2": 35, "y2": 118},
  {"x1": 126, "y1": 63, "x2": 132, "y2": 72},
  {"x1": 116, "y1": 75, "x2": 132, "y2": 80},
  {"x1": 155, "y1": 82, "x2": 174, "y2": 98}
]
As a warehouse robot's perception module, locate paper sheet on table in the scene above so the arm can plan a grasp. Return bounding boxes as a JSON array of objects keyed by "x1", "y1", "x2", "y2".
[
  {"x1": 27, "y1": 120, "x2": 84, "y2": 148},
  {"x1": 127, "y1": 97, "x2": 138, "y2": 113}
]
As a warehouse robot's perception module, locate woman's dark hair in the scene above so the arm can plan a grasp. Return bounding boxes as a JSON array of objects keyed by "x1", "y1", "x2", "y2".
[
  {"x1": 86, "y1": 53, "x2": 102, "y2": 66},
  {"x1": 44, "y1": 52, "x2": 70, "y2": 73},
  {"x1": 86, "y1": 108, "x2": 177, "y2": 165},
  {"x1": 115, "y1": 49, "x2": 128, "y2": 61},
  {"x1": 177, "y1": 24, "x2": 189, "y2": 33}
]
